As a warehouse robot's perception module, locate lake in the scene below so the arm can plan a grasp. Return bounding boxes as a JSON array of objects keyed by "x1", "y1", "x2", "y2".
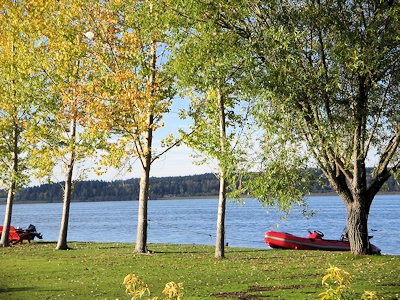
[{"x1": 1, "y1": 194, "x2": 399, "y2": 255}]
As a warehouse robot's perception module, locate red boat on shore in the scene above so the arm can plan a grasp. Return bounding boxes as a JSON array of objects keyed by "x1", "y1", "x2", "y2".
[
  {"x1": 0, "y1": 226, "x2": 21, "y2": 243},
  {"x1": 0, "y1": 225, "x2": 43, "y2": 244},
  {"x1": 265, "y1": 231, "x2": 381, "y2": 254}
]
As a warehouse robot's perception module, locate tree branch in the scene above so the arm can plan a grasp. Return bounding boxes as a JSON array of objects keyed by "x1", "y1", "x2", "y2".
[
  {"x1": 367, "y1": 160, "x2": 400, "y2": 206},
  {"x1": 364, "y1": 77, "x2": 391, "y2": 158},
  {"x1": 376, "y1": 127, "x2": 400, "y2": 175},
  {"x1": 352, "y1": 75, "x2": 369, "y2": 192},
  {"x1": 151, "y1": 124, "x2": 200, "y2": 163}
]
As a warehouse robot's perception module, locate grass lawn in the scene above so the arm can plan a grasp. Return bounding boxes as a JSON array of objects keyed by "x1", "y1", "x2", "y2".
[{"x1": 0, "y1": 242, "x2": 399, "y2": 299}]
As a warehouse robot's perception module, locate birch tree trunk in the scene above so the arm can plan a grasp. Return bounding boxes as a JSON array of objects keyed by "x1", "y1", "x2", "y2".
[
  {"x1": 56, "y1": 119, "x2": 76, "y2": 250},
  {"x1": 0, "y1": 29, "x2": 18, "y2": 247},
  {"x1": 0, "y1": 125, "x2": 19, "y2": 247},
  {"x1": 134, "y1": 138, "x2": 152, "y2": 253},
  {"x1": 134, "y1": 40, "x2": 156, "y2": 253},
  {"x1": 215, "y1": 174, "x2": 227, "y2": 258},
  {"x1": 215, "y1": 87, "x2": 227, "y2": 258}
]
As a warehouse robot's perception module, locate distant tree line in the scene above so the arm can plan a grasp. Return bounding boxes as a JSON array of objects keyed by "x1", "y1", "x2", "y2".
[
  {"x1": 0, "y1": 170, "x2": 398, "y2": 204},
  {"x1": 3, "y1": 174, "x2": 221, "y2": 203}
]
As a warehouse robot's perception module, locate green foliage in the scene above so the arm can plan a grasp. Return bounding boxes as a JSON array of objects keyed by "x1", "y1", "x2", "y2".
[
  {"x1": 0, "y1": 0, "x2": 47, "y2": 190},
  {"x1": 167, "y1": 0, "x2": 320, "y2": 215},
  {"x1": 178, "y1": 90, "x2": 250, "y2": 175},
  {"x1": 236, "y1": 0, "x2": 399, "y2": 196},
  {"x1": 193, "y1": 0, "x2": 400, "y2": 254},
  {"x1": 232, "y1": 128, "x2": 315, "y2": 213},
  {"x1": 168, "y1": 0, "x2": 258, "y2": 235}
]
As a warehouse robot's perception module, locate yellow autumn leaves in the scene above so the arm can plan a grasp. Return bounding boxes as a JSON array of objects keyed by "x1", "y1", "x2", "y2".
[
  {"x1": 123, "y1": 274, "x2": 184, "y2": 300},
  {"x1": 319, "y1": 266, "x2": 381, "y2": 300}
]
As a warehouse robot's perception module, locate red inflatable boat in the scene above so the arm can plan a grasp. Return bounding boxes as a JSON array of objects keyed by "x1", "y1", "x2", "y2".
[
  {"x1": 0, "y1": 226, "x2": 21, "y2": 243},
  {"x1": 0, "y1": 224, "x2": 42, "y2": 244},
  {"x1": 265, "y1": 231, "x2": 381, "y2": 254}
]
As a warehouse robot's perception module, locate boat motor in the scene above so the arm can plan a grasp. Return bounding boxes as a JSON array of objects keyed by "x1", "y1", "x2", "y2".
[{"x1": 307, "y1": 230, "x2": 324, "y2": 239}]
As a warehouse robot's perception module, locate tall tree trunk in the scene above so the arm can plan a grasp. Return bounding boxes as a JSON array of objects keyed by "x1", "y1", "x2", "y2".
[
  {"x1": 215, "y1": 174, "x2": 227, "y2": 258},
  {"x1": 327, "y1": 171, "x2": 374, "y2": 255},
  {"x1": 215, "y1": 87, "x2": 227, "y2": 259},
  {"x1": 1, "y1": 32, "x2": 18, "y2": 247},
  {"x1": 346, "y1": 78, "x2": 370, "y2": 255},
  {"x1": 56, "y1": 119, "x2": 76, "y2": 250},
  {"x1": 134, "y1": 40, "x2": 156, "y2": 254},
  {"x1": 0, "y1": 124, "x2": 19, "y2": 247},
  {"x1": 0, "y1": 183, "x2": 16, "y2": 247},
  {"x1": 134, "y1": 144, "x2": 152, "y2": 253},
  {"x1": 346, "y1": 197, "x2": 370, "y2": 255}
]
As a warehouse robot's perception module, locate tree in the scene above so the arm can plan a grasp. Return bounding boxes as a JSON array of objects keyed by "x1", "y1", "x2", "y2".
[
  {"x1": 85, "y1": 0, "x2": 176, "y2": 253},
  {"x1": 169, "y1": 3, "x2": 252, "y2": 258},
  {"x1": 0, "y1": 0, "x2": 45, "y2": 247},
  {"x1": 212, "y1": 0, "x2": 399, "y2": 254},
  {"x1": 29, "y1": 0, "x2": 104, "y2": 250}
]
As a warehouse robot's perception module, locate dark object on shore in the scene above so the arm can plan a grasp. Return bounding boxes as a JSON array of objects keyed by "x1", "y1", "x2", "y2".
[
  {"x1": 0, "y1": 224, "x2": 43, "y2": 244},
  {"x1": 265, "y1": 230, "x2": 381, "y2": 255}
]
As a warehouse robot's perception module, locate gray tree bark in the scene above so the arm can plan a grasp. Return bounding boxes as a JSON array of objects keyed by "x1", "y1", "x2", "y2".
[
  {"x1": 134, "y1": 40, "x2": 156, "y2": 254},
  {"x1": 134, "y1": 133, "x2": 152, "y2": 253},
  {"x1": 346, "y1": 199, "x2": 370, "y2": 255},
  {"x1": 0, "y1": 124, "x2": 19, "y2": 247},
  {"x1": 56, "y1": 119, "x2": 76, "y2": 250},
  {"x1": 215, "y1": 87, "x2": 227, "y2": 259}
]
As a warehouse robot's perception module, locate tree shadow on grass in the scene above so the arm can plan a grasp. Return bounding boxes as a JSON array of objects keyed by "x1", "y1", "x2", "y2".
[
  {"x1": 0, "y1": 287, "x2": 65, "y2": 294},
  {"x1": 227, "y1": 249, "x2": 267, "y2": 253},
  {"x1": 0, "y1": 287, "x2": 36, "y2": 293},
  {"x1": 152, "y1": 250, "x2": 212, "y2": 254},
  {"x1": 212, "y1": 284, "x2": 320, "y2": 299},
  {"x1": 152, "y1": 248, "x2": 269, "y2": 255}
]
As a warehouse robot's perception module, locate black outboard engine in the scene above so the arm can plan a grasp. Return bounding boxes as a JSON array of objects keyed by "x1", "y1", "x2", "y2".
[
  {"x1": 340, "y1": 227, "x2": 349, "y2": 241},
  {"x1": 26, "y1": 224, "x2": 36, "y2": 232},
  {"x1": 26, "y1": 224, "x2": 43, "y2": 240}
]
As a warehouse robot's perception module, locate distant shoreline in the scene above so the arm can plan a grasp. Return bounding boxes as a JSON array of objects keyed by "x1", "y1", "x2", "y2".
[
  {"x1": 0, "y1": 195, "x2": 219, "y2": 205},
  {"x1": 3, "y1": 172, "x2": 399, "y2": 204},
  {"x1": 1, "y1": 192, "x2": 399, "y2": 205}
]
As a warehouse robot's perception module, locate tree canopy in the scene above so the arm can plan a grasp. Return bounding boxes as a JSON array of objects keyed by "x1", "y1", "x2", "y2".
[
  {"x1": 0, "y1": 0, "x2": 49, "y2": 246},
  {"x1": 0, "y1": 0, "x2": 398, "y2": 255},
  {"x1": 201, "y1": 0, "x2": 400, "y2": 254}
]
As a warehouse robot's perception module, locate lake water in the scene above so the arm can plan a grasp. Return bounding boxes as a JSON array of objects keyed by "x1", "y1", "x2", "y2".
[{"x1": 1, "y1": 194, "x2": 399, "y2": 255}]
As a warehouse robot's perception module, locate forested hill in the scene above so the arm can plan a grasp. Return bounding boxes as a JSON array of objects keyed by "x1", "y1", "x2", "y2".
[
  {"x1": 12, "y1": 174, "x2": 221, "y2": 203},
  {"x1": 1, "y1": 171, "x2": 399, "y2": 204}
]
